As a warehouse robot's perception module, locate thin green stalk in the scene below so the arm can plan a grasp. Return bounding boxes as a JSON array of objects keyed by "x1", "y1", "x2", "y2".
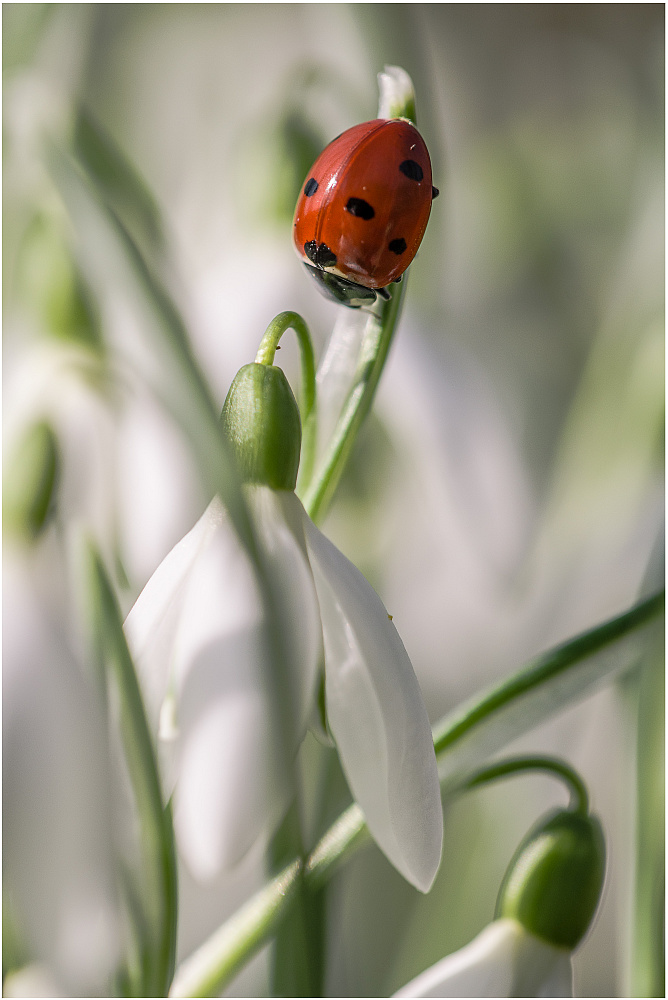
[
  {"x1": 86, "y1": 542, "x2": 177, "y2": 997},
  {"x1": 455, "y1": 755, "x2": 589, "y2": 814},
  {"x1": 433, "y1": 589, "x2": 665, "y2": 758},
  {"x1": 630, "y1": 632, "x2": 665, "y2": 997},
  {"x1": 301, "y1": 281, "x2": 406, "y2": 522},
  {"x1": 169, "y1": 861, "x2": 302, "y2": 999},
  {"x1": 170, "y1": 806, "x2": 368, "y2": 999},
  {"x1": 254, "y1": 311, "x2": 317, "y2": 492},
  {"x1": 170, "y1": 591, "x2": 663, "y2": 997}
]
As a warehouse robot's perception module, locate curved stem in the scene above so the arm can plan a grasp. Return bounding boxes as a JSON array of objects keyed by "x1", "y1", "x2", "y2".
[
  {"x1": 255, "y1": 311, "x2": 317, "y2": 490},
  {"x1": 456, "y1": 755, "x2": 589, "y2": 814}
]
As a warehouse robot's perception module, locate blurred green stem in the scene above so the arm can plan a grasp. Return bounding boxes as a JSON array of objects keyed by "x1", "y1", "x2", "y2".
[
  {"x1": 86, "y1": 542, "x2": 177, "y2": 997},
  {"x1": 169, "y1": 589, "x2": 663, "y2": 998},
  {"x1": 270, "y1": 803, "x2": 327, "y2": 998},
  {"x1": 630, "y1": 629, "x2": 665, "y2": 997}
]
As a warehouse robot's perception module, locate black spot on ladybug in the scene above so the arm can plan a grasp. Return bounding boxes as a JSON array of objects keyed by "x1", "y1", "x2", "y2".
[
  {"x1": 304, "y1": 178, "x2": 318, "y2": 197},
  {"x1": 304, "y1": 240, "x2": 337, "y2": 268},
  {"x1": 345, "y1": 197, "x2": 375, "y2": 220},
  {"x1": 389, "y1": 238, "x2": 407, "y2": 255},
  {"x1": 432, "y1": 186, "x2": 440, "y2": 198},
  {"x1": 399, "y1": 160, "x2": 424, "y2": 182}
]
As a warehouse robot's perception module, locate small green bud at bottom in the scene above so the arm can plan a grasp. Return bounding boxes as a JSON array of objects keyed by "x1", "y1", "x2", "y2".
[
  {"x1": 496, "y1": 809, "x2": 606, "y2": 950},
  {"x1": 222, "y1": 363, "x2": 301, "y2": 491},
  {"x1": 3, "y1": 421, "x2": 60, "y2": 540}
]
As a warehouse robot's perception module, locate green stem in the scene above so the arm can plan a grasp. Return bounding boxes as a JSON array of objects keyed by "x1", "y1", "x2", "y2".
[
  {"x1": 433, "y1": 590, "x2": 665, "y2": 758},
  {"x1": 301, "y1": 281, "x2": 406, "y2": 522},
  {"x1": 255, "y1": 311, "x2": 316, "y2": 421},
  {"x1": 630, "y1": 631, "x2": 665, "y2": 997},
  {"x1": 86, "y1": 542, "x2": 177, "y2": 997},
  {"x1": 169, "y1": 861, "x2": 302, "y2": 999},
  {"x1": 456, "y1": 755, "x2": 589, "y2": 814},
  {"x1": 254, "y1": 311, "x2": 317, "y2": 493},
  {"x1": 170, "y1": 591, "x2": 663, "y2": 997},
  {"x1": 270, "y1": 802, "x2": 324, "y2": 998}
]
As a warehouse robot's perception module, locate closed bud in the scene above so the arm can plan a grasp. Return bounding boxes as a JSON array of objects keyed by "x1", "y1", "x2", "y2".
[
  {"x1": 496, "y1": 808, "x2": 606, "y2": 950},
  {"x1": 3, "y1": 420, "x2": 60, "y2": 540},
  {"x1": 222, "y1": 363, "x2": 301, "y2": 491}
]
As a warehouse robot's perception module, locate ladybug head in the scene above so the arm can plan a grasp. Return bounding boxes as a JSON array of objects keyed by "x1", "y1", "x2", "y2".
[{"x1": 303, "y1": 264, "x2": 390, "y2": 309}]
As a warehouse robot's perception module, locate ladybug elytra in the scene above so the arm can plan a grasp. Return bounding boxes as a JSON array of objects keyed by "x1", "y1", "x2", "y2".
[{"x1": 293, "y1": 118, "x2": 438, "y2": 308}]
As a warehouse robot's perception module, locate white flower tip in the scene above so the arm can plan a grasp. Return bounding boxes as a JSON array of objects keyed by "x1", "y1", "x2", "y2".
[
  {"x1": 377, "y1": 66, "x2": 416, "y2": 121},
  {"x1": 393, "y1": 920, "x2": 574, "y2": 998},
  {"x1": 400, "y1": 798, "x2": 444, "y2": 894}
]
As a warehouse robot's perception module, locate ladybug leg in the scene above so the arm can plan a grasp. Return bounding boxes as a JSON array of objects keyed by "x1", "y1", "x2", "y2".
[{"x1": 376, "y1": 287, "x2": 391, "y2": 300}]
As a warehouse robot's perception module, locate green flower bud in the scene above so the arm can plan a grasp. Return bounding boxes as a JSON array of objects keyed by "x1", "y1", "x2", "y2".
[
  {"x1": 222, "y1": 363, "x2": 301, "y2": 491},
  {"x1": 3, "y1": 421, "x2": 60, "y2": 540},
  {"x1": 495, "y1": 809, "x2": 606, "y2": 950}
]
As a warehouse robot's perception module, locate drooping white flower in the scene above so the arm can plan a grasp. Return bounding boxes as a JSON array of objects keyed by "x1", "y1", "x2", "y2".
[
  {"x1": 3, "y1": 546, "x2": 121, "y2": 996},
  {"x1": 393, "y1": 918, "x2": 573, "y2": 998},
  {"x1": 124, "y1": 483, "x2": 443, "y2": 892}
]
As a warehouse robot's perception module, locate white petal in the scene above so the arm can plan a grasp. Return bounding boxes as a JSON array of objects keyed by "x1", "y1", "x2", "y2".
[
  {"x1": 246, "y1": 486, "x2": 322, "y2": 730},
  {"x1": 125, "y1": 487, "x2": 322, "y2": 878},
  {"x1": 393, "y1": 919, "x2": 573, "y2": 998},
  {"x1": 123, "y1": 499, "x2": 248, "y2": 730},
  {"x1": 303, "y1": 511, "x2": 443, "y2": 892},
  {"x1": 173, "y1": 624, "x2": 290, "y2": 877}
]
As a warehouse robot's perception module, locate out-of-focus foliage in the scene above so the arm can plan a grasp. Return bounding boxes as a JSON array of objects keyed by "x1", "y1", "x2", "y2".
[{"x1": 3, "y1": 5, "x2": 663, "y2": 998}]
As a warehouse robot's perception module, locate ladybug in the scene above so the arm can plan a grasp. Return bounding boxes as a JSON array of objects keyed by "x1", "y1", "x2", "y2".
[{"x1": 293, "y1": 118, "x2": 438, "y2": 308}]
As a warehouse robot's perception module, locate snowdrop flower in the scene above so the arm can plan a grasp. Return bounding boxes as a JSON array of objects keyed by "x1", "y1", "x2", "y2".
[
  {"x1": 125, "y1": 355, "x2": 443, "y2": 891},
  {"x1": 3, "y1": 544, "x2": 121, "y2": 996},
  {"x1": 395, "y1": 808, "x2": 605, "y2": 998}
]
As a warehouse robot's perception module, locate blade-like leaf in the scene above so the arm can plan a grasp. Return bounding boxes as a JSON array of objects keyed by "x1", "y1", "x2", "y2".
[
  {"x1": 434, "y1": 591, "x2": 664, "y2": 786},
  {"x1": 86, "y1": 542, "x2": 178, "y2": 996}
]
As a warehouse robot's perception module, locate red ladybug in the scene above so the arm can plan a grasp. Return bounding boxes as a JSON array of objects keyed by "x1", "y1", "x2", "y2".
[{"x1": 293, "y1": 118, "x2": 438, "y2": 308}]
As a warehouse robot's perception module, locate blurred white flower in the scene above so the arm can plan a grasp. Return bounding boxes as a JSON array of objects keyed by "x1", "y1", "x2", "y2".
[
  {"x1": 124, "y1": 484, "x2": 443, "y2": 891},
  {"x1": 3, "y1": 545, "x2": 121, "y2": 995},
  {"x1": 393, "y1": 918, "x2": 572, "y2": 998},
  {"x1": 2, "y1": 962, "x2": 65, "y2": 999}
]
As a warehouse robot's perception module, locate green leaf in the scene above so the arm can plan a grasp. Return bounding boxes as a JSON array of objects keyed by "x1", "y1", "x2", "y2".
[
  {"x1": 50, "y1": 143, "x2": 254, "y2": 552},
  {"x1": 85, "y1": 542, "x2": 177, "y2": 996},
  {"x1": 73, "y1": 106, "x2": 166, "y2": 265},
  {"x1": 434, "y1": 591, "x2": 665, "y2": 788}
]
